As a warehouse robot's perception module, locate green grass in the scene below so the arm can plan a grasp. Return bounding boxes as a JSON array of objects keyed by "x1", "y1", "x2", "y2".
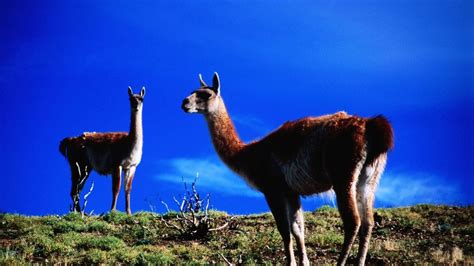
[{"x1": 0, "y1": 205, "x2": 472, "y2": 264}]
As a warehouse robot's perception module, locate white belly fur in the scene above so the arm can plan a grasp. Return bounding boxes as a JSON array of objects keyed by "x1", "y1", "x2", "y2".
[
  {"x1": 86, "y1": 142, "x2": 142, "y2": 174},
  {"x1": 279, "y1": 139, "x2": 330, "y2": 195},
  {"x1": 121, "y1": 145, "x2": 142, "y2": 168}
]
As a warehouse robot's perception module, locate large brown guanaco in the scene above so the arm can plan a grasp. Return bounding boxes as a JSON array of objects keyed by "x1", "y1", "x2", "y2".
[{"x1": 182, "y1": 73, "x2": 393, "y2": 265}]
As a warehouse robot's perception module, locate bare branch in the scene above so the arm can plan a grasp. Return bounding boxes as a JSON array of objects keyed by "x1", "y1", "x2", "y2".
[
  {"x1": 219, "y1": 252, "x2": 233, "y2": 266},
  {"x1": 205, "y1": 194, "x2": 211, "y2": 217},
  {"x1": 83, "y1": 181, "x2": 94, "y2": 201},
  {"x1": 159, "y1": 215, "x2": 184, "y2": 233},
  {"x1": 81, "y1": 181, "x2": 94, "y2": 218},
  {"x1": 209, "y1": 222, "x2": 230, "y2": 232},
  {"x1": 158, "y1": 174, "x2": 232, "y2": 239},
  {"x1": 160, "y1": 199, "x2": 171, "y2": 213}
]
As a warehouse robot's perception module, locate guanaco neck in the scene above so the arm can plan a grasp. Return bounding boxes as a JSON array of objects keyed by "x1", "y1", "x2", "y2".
[
  {"x1": 129, "y1": 107, "x2": 143, "y2": 148},
  {"x1": 204, "y1": 99, "x2": 245, "y2": 168}
]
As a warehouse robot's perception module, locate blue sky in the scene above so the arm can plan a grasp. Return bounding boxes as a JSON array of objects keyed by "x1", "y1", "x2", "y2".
[{"x1": 1, "y1": 1, "x2": 472, "y2": 215}]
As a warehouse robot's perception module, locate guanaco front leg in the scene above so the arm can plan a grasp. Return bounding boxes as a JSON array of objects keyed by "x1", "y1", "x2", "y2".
[
  {"x1": 111, "y1": 166, "x2": 122, "y2": 211},
  {"x1": 123, "y1": 166, "x2": 136, "y2": 215},
  {"x1": 265, "y1": 193, "x2": 296, "y2": 266}
]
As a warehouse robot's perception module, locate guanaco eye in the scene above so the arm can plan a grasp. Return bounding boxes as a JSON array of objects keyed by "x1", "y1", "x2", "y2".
[{"x1": 197, "y1": 90, "x2": 212, "y2": 99}]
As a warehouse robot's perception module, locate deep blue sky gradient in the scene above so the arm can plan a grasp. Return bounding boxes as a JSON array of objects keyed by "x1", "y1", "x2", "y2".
[{"x1": 1, "y1": 1, "x2": 472, "y2": 215}]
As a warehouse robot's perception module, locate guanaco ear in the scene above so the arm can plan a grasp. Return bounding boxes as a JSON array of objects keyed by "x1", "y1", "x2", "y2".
[
  {"x1": 198, "y1": 73, "x2": 208, "y2": 87},
  {"x1": 212, "y1": 72, "x2": 220, "y2": 96},
  {"x1": 140, "y1": 87, "x2": 146, "y2": 97},
  {"x1": 128, "y1": 86, "x2": 133, "y2": 96}
]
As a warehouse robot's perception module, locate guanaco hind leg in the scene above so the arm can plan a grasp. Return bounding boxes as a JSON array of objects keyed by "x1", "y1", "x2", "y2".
[
  {"x1": 356, "y1": 154, "x2": 387, "y2": 265},
  {"x1": 69, "y1": 161, "x2": 90, "y2": 212},
  {"x1": 334, "y1": 179, "x2": 361, "y2": 266}
]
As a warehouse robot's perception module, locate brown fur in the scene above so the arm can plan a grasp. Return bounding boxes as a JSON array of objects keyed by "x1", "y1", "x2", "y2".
[
  {"x1": 207, "y1": 110, "x2": 388, "y2": 195},
  {"x1": 365, "y1": 115, "x2": 394, "y2": 164},
  {"x1": 183, "y1": 73, "x2": 393, "y2": 265},
  {"x1": 59, "y1": 132, "x2": 130, "y2": 175}
]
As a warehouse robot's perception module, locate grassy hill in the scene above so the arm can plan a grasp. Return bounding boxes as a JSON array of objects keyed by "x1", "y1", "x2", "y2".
[{"x1": 1, "y1": 205, "x2": 472, "y2": 264}]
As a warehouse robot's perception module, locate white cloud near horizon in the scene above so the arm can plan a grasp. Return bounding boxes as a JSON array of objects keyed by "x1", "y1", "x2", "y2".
[
  {"x1": 376, "y1": 171, "x2": 464, "y2": 206},
  {"x1": 154, "y1": 157, "x2": 261, "y2": 198}
]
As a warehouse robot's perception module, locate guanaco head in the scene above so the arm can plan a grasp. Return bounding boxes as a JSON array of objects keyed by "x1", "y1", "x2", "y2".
[
  {"x1": 182, "y1": 72, "x2": 221, "y2": 114},
  {"x1": 128, "y1": 86, "x2": 146, "y2": 112}
]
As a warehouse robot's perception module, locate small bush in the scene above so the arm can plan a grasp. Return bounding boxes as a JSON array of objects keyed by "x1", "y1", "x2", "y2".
[
  {"x1": 317, "y1": 205, "x2": 337, "y2": 213},
  {"x1": 53, "y1": 221, "x2": 87, "y2": 233},
  {"x1": 160, "y1": 177, "x2": 231, "y2": 240},
  {"x1": 172, "y1": 243, "x2": 211, "y2": 263},
  {"x1": 63, "y1": 212, "x2": 84, "y2": 222},
  {"x1": 84, "y1": 249, "x2": 108, "y2": 264},
  {"x1": 57, "y1": 231, "x2": 83, "y2": 247},
  {"x1": 112, "y1": 247, "x2": 140, "y2": 264},
  {"x1": 136, "y1": 245, "x2": 176, "y2": 264},
  {"x1": 140, "y1": 250, "x2": 175, "y2": 264},
  {"x1": 307, "y1": 231, "x2": 344, "y2": 247},
  {"x1": 132, "y1": 212, "x2": 156, "y2": 225},
  {"x1": 102, "y1": 211, "x2": 130, "y2": 224},
  {"x1": 0, "y1": 247, "x2": 24, "y2": 264},
  {"x1": 87, "y1": 220, "x2": 113, "y2": 233},
  {"x1": 1, "y1": 214, "x2": 33, "y2": 231},
  {"x1": 235, "y1": 233, "x2": 253, "y2": 250},
  {"x1": 77, "y1": 235, "x2": 125, "y2": 251}
]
